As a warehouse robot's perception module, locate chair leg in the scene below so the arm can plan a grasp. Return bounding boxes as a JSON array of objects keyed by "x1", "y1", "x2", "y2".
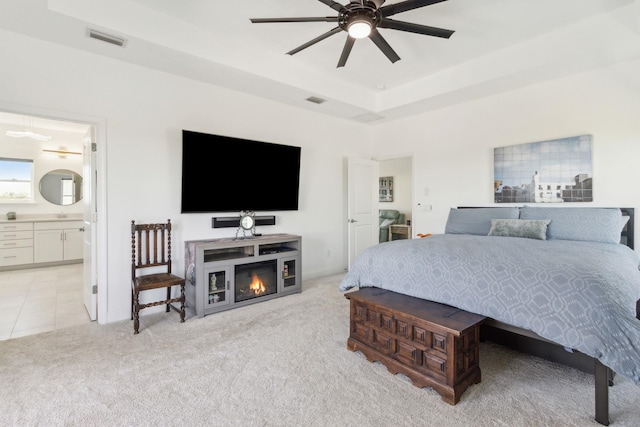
[
  {"x1": 166, "y1": 287, "x2": 171, "y2": 313},
  {"x1": 133, "y1": 289, "x2": 140, "y2": 334},
  {"x1": 180, "y1": 284, "x2": 186, "y2": 323}
]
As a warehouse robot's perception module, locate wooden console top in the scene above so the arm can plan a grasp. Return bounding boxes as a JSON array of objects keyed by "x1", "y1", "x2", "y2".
[{"x1": 185, "y1": 233, "x2": 300, "y2": 247}]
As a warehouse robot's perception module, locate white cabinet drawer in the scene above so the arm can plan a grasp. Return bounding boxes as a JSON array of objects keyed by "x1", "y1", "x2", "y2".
[
  {"x1": 0, "y1": 239, "x2": 33, "y2": 249},
  {"x1": 0, "y1": 247, "x2": 34, "y2": 267},
  {"x1": 0, "y1": 230, "x2": 33, "y2": 240},
  {"x1": 34, "y1": 221, "x2": 83, "y2": 231},
  {"x1": 0, "y1": 222, "x2": 33, "y2": 232}
]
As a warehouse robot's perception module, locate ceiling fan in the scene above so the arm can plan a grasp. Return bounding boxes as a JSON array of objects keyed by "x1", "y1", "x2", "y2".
[{"x1": 250, "y1": 0, "x2": 454, "y2": 68}]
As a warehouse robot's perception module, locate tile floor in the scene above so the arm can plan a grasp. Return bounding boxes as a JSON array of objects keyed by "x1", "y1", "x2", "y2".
[{"x1": 0, "y1": 263, "x2": 91, "y2": 341}]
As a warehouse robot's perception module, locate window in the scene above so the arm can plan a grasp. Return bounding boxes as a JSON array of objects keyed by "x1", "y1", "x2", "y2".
[
  {"x1": 61, "y1": 177, "x2": 74, "y2": 205},
  {"x1": 0, "y1": 158, "x2": 34, "y2": 203}
]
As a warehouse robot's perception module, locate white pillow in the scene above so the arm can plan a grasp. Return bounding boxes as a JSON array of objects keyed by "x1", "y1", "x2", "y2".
[{"x1": 379, "y1": 218, "x2": 395, "y2": 228}]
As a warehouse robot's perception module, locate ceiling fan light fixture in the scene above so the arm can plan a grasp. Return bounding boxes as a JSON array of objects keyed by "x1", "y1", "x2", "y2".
[
  {"x1": 347, "y1": 17, "x2": 372, "y2": 39},
  {"x1": 250, "y1": 0, "x2": 455, "y2": 66}
]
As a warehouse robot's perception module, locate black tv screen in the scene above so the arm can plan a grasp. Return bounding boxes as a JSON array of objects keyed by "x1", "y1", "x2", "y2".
[{"x1": 181, "y1": 130, "x2": 301, "y2": 213}]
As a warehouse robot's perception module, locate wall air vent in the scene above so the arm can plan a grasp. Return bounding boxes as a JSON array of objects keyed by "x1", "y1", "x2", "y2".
[
  {"x1": 306, "y1": 96, "x2": 326, "y2": 105},
  {"x1": 87, "y1": 28, "x2": 127, "y2": 47}
]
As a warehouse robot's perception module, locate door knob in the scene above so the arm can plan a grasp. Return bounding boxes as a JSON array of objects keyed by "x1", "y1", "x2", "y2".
[{"x1": 348, "y1": 219, "x2": 358, "y2": 223}]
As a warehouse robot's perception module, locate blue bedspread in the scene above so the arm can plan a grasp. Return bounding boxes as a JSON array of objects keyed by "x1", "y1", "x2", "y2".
[{"x1": 339, "y1": 234, "x2": 640, "y2": 385}]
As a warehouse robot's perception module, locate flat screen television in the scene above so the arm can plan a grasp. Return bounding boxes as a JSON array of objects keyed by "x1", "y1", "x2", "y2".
[{"x1": 181, "y1": 130, "x2": 301, "y2": 213}]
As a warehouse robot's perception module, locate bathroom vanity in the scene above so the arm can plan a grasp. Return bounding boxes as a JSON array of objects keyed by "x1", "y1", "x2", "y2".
[{"x1": 0, "y1": 216, "x2": 83, "y2": 269}]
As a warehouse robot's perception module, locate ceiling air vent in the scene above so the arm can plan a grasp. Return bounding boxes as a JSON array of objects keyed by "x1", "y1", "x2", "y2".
[
  {"x1": 306, "y1": 96, "x2": 326, "y2": 105},
  {"x1": 352, "y1": 113, "x2": 384, "y2": 123},
  {"x1": 87, "y1": 28, "x2": 127, "y2": 47}
]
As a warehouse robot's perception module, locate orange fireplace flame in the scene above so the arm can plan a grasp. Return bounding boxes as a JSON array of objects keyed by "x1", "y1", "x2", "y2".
[{"x1": 249, "y1": 273, "x2": 267, "y2": 295}]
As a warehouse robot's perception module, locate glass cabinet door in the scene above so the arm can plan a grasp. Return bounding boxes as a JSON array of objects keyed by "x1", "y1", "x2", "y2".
[
  {"x1": 279, "y1": 257, "x2": 299, "y2": 290},
  {"x1": 204, "y1": 266, "x2": 231, "y2": 308}
]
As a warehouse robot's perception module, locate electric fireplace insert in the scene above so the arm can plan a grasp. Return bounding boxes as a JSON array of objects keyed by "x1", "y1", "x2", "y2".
[{"x1": 234, "y1": 260, "x2": 277, "y2": 303}]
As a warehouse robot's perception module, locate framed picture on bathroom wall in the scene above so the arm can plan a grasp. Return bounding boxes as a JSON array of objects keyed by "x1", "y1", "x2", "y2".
[
  {"x1": 494, "y1": 135, "x2": 593, "y2": 203},
  {"x1": 379, "y1": 176, "x2": 393, "y2": 202}
]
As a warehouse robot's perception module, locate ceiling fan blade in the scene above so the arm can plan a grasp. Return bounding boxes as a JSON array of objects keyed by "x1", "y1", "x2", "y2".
[
  {"x1": 379, "y1": 18, "x2": 454, "y2": 38},
  {"x1": 250, "y1": 17, "x2": 339, "y2": 24},
  {"x1": 337, "y1": 36, "x2": 355, "y2": 68},
  {"x1": 380, "y1": 0, "x2": 447, "y2": 17},
  {"x1": 368, "y1": 29, "x2": 400, "y2": 63},
  {"x1": 318, "y1": 0, "x2": 345, "y2": 12},
  {"x1": 287, "y1": 27, "x2": 343, "y2": 55}
]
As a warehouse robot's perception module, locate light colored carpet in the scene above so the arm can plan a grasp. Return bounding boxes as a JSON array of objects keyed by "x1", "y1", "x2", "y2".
[{"x1": 1, "y1": 273, "x2": 639, "y2": 426}]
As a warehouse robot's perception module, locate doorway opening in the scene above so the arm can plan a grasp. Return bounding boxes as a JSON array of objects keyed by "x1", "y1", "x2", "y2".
[
  {"x1": 0, "y1": 109, "x2": 100, "y2": 340},
  {"x1": 347, "y1": 155, "x2": 413, "y2": 269},
  {"x1": 377, "y1": 156, "x2": 413, "y2": 243}
]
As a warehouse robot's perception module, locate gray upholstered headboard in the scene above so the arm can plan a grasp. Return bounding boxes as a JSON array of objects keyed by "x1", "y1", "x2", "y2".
[{"x1": 620, "y1": 207, "x2": 634, "y2": 250}]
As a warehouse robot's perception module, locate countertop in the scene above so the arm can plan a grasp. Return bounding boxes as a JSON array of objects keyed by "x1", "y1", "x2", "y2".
[{"x1": 0, "y1": 215, "x2": 83, "y2": 224}]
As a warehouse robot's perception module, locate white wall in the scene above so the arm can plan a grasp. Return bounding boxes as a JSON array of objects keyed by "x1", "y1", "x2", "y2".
[
  {"x1": 0, "y1": 29, "x2": 371, "y2": 323},
  {"x1": 372, "y1": 59, "x2": 640, "y2": 246},
  {"x1": 4, "y1": 30, "x2": 638, "y2": 325}
]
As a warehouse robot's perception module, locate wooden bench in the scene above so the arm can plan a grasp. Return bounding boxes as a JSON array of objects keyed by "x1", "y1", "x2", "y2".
[{"x1": 345, "y1": 287, "x2": 486, "y2": 404}]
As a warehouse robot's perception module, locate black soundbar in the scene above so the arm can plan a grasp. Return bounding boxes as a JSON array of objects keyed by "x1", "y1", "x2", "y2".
[{"x1": 212, "y1": 215, "x2": 276, "y2": 228}]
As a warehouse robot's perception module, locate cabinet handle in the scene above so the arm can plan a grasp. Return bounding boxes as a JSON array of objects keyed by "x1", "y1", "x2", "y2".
[
  {"x1": 3, "y1": 255, "x2": 17, "y2": 259},
  {"x1": 3, "y1": 234, "x2": 16, "y2": 238},
  {"x1": 226, "y1": 280, "x2": 229, "y2": 290},
  {"x1": 3, "y1": 243, "x2": 17, "y2": 246}
]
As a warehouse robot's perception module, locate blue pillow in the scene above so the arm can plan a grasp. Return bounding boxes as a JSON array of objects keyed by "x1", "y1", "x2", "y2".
[
  {"x1": 445, "y1": 207, "x2": 520, "y2": 235},
  {"x1": 520, "y1": 206, "x2": 622, "y2": 244}
]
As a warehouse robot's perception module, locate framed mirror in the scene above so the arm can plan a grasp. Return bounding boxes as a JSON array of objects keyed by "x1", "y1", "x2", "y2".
[{"x1": 39, "y1": 169, "x2": 83, "y2": 205}]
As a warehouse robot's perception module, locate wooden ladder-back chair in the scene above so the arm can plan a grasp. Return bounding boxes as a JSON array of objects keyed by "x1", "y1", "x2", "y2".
[{"x1": 131, "y1": 219, "x2": 185, "y2": 334}]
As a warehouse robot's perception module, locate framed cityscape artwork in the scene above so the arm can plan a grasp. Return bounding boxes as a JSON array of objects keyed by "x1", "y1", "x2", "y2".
[
  {"x1": 379, "y1": 176, "x2": 393, "y2": 202},
  {"x1": 494, "y1": 135, "x2": 593, "y2": 203}
]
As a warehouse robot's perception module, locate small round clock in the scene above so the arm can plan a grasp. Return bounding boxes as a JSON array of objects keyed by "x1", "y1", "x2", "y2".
[
  {"x1": 240, "y1": 213, "x2": 254, "y2": 230},
  {"x1": 235, "y1": 210, "x2": 256, "y2": 240}
]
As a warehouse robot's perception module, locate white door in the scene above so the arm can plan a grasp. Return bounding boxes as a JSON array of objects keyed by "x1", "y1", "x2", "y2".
[
  {"x1": 82, "y1": 127, "x2": 97, "y2": 320},
  {"x1": 347, "y1": 158, "x2": 379, "y2": 268}
]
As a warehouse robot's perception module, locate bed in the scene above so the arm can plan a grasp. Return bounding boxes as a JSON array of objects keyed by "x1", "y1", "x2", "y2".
[{"x1": 339, "y1": 206, "x2": 640, "y2": 425}]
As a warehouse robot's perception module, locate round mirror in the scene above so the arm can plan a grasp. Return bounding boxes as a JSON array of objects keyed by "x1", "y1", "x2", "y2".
[{"x1": 39, "y1": 169, "x2": 83, "y2": 206}]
